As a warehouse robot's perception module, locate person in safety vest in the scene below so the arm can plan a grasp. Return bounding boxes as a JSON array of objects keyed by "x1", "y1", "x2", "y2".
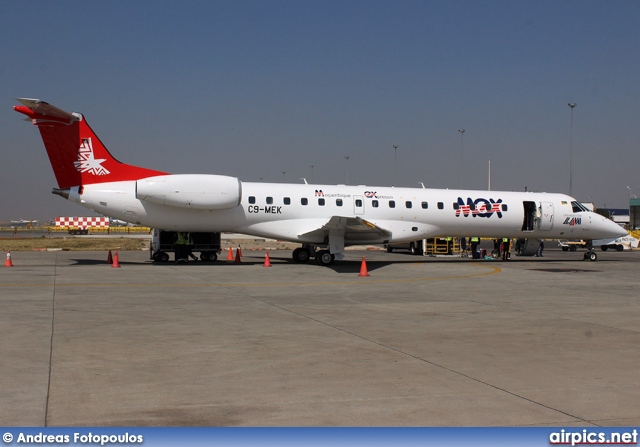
[
  {"x1": 446, "y1": 236, "x2": 453, "y2": 255},
  {"x1": 470, "y1": 237, "x2": 480, "y2": 259},
  {"x1": 501, "y1": 237, "x2": 511, "y2": 260},
  {"x1": 174, "y1": 232, "x2": 192, "y2": 263}
]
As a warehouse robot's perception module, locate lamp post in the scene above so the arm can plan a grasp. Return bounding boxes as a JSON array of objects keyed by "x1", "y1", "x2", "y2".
[
  {"x1": 568, "y1": 103, "x2": 576, "y2": 196},
  {"x1": 458, "y1": 129, "x2": 465, "y2": 189},
  {"x1": 344, "y1": 156, "x2": 350, "y2": 184},
  {"x1": 392, "y1": 145, "x2": 398, "y2": 186}
]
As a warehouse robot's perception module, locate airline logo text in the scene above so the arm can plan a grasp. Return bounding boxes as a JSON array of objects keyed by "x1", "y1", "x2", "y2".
[
  {"x1": 455, "y1": 197, "x2": 504, "y2": 218},
  {"x1": 563, "y1": 217, "x2": 582, "y2": 226}
]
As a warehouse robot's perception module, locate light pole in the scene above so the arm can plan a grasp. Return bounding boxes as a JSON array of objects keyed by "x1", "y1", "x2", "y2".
[
  {"x1": 568, "y1": 103, "x2": 576, "y2": 196},
  {"x1": 344, "y1": 156, "x2": 350, "y2": 184},
  {"x1": 458, "y1": 129, "x2": 465, "y2": 188},
  {"x1": 392, "y1": 145, "x2": 398, "y2": 186}
]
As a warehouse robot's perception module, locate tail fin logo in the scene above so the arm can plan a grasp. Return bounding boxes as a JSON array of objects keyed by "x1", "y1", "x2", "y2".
[{"x1": 74, "y1": 138, "x2": 110, "y2": 176}]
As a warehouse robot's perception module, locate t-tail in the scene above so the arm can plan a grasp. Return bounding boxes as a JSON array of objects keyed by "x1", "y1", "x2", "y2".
[{"x1": 14, "y1": 98, "x2": 168, "y2": 193}]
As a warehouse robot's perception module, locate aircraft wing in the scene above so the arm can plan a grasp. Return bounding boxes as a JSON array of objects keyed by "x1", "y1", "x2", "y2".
[{"x1": 298, "y1": 216, "x2": 392, "y2": 250}]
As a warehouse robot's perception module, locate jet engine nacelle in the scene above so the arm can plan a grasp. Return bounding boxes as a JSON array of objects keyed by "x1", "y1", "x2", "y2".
[{"x1": 136, "y1": 174, "x2": 242, "y2": 210}]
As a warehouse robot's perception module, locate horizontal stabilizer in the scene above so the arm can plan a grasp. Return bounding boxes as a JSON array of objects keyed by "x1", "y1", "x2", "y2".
[{"x1": 15, "y1": 98, "x2": 80, "y2": 124}]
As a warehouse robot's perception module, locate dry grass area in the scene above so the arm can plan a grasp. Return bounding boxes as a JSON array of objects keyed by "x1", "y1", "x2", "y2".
[{"x1": 0, "y1": 237, "x2": 149, "y2": 252}]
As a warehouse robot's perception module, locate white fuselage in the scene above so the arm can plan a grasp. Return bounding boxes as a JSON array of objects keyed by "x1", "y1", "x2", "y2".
[{"x1": 66, "y1": 179, "x2": 626, "y2": 248}]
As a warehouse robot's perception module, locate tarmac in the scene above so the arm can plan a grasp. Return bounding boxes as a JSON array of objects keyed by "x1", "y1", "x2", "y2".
[{"x1": 1, "y1": 245, "x2": 639, "y2": 427}]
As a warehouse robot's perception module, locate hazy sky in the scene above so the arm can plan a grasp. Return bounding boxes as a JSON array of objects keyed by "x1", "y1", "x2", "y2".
[{"x1": 1, "y1": 1, "x2": 639, "y2": 221}]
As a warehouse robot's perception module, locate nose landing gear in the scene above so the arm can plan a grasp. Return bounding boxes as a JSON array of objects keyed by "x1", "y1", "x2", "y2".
[{"x1": 582, "y1": 240, "x2": 597, "y2": 261}]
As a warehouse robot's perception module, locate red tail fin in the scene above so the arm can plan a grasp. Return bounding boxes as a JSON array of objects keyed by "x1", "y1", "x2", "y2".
[{"x1": 14, "y1": 98, "x2": 167, "y2": 188}]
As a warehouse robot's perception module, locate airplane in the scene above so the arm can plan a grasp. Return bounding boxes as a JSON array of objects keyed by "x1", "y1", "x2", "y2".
[
  {"x1": 14, "y1": 98, "x2": 627, "y2": 264},
  {"x1": 108, "y1": 217, "x2": 137, "y2": 227},
  {"x1": 10, "y1": 218, "x2": 38, "y2": 228}
]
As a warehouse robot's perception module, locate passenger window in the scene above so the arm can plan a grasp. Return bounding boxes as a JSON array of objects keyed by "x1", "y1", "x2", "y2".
[
  {"x1": 372, "y1": 200, "x2": 379, "y2": 208},
  {"x1": 318, "y1": 198, "x2": 325, "y2": 206},
  {"x1": 336, "y1": 199, "x2": 343, "y2": 206},
  {"x1": 266, "y1": 197, "x2": 273, "y2": 205},
  {"x1": 453, "y1": 203, "x2": 459, "y2": 210},
  {"x1": 389, "y1": 200, "x2": 396, "y2": 208},
  {"x1": 502, "y1": 204, "x2": 508, "y2": 211},
  {"x1": 249, "y1": 196, "x2": 256, "y2": 204},
  {"x1": 437, "y1": 202, "x2": 444, "y2": 210},
  {"x1": 421, "y1": 202, "x2": 428, "y2": 209},
  {"x1": 284, "y1": 197, "x2": 291, "y2": 205},
  {"x1": 405, "y1": 201, "x2": 412, "y2": 209},
  {"x1": 301, "y1": 198, "x2": 308, "y2": 206},
  {"x1": 356, "y1": 199, "x2": 363, "y2": 207}
]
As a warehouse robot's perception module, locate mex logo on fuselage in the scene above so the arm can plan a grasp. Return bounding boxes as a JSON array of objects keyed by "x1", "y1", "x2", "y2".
[{"x1": 455, "y1": 197, "x2": 505, "y2": 218}]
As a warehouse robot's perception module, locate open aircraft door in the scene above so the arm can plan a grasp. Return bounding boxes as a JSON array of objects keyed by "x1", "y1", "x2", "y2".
[{"x1": 540, "y1": 202, "x2": 554, "y2": 230}]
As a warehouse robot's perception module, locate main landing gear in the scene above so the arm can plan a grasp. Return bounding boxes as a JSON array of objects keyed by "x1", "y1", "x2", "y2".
[{"x1": 292, "y1": 245, "x2": 335, "y2": 266}]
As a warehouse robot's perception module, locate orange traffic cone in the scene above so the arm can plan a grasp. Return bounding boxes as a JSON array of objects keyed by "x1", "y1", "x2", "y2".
[
  {"x1": 112, "y1": 251, "x2": 121, "y2": 268},
  {"x1": 358, "y1": 256, "x2": 369, "y2": 277},
  {"x1": 226, "y1": 247, "x2": 234, "y2": 262},
  {"x1": 107, "y1": 250, "x2": 113, "y2": 264},
  {"x1": 234, "y1": 248, "x2": 242, "y2": 264},
  {"x1": 237, "y1": 245, "x2": 243, "y2": 258},
  {"x1": 263, "y1": 251, "x2": 272, "y2": 267},
  {"x1": 4, "y1": 251, "x2": 14, "y2": 267}
]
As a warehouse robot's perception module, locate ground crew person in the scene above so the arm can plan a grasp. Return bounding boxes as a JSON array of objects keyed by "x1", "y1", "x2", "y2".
[
  {"x1": 470, "y1": 236, "x2": 480, "y2": 259},
  {"x1": 501, "y1": 237, "x2": 510, "y2": 260},
  {"x1": 446, "y1": 236, "x2": 453, "y2": 255},
  {"x1": 174, "y1": 232, "x2": 191, "y2": 262}
]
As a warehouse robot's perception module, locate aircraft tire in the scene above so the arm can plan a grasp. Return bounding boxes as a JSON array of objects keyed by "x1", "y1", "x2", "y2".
[
  {"x1": 201, "y1": 252, "x2": 218, "y2": 262},
  {"x1": 153, "y1": 251, "x2": 170, "y2": 263},
  {"x1": 588, "y1": 251, "x2": 598, "y2": 262},
  {"x1": 601, "y1": 246, "x2": 608, "y2": 251},
  {"x1": 293, "y1": 247, "x2": 310, "y2": 263},
  {"x1": 315, "y1": 250, "x2": 334, "y2": 266}
]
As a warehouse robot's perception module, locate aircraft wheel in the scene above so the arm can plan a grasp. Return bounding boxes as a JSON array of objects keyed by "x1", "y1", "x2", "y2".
[
  {"x1": 201, "y1": 252, "x2": 217, "y2": 262},
  {"x1": 154, "y1": 251, "x2": 170, "y2": 263},
  {"x1": 616, "y1": 245, "x2": 624, "y2": 252},
  {"x1": 601, "y1": 246, "x2": 608, "y2": 251},
  {"x1": 315, "y1": 250, "x2": 334, "y2": 266},
  {"x1": 293, "y1": 247, "x2": 310, "y2": 263},
  {"x1": 588, "y1": 251, "x2": 598, "y2": 262}
]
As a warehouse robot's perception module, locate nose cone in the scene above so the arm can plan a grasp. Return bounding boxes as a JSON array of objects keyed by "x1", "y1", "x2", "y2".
[{"x1": 591, "y1": 213, "x2": 628, "y2": 239}]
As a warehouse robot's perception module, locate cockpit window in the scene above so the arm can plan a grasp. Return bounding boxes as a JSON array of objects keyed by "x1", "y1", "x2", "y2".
[{"x1": 571, "y1": 201, "x2": 589, "y2": 213}]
